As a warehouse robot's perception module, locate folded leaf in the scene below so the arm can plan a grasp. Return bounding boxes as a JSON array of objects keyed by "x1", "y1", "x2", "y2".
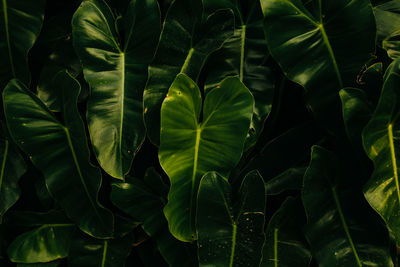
[
  {"x1": 72, "y1": 0, "x2": 161, "y2": 179},
  {"x1": 159, "y1": 74, "x2": 254, "y2": 241},
  {"x1": 197, "y1": 171, "x2": 265, "y2": 267},
  {"x1": 3, "y1": 72, "x2": 114, "y2": 238},
  {"x1": 143, "y1": 0, "x2": 234, "y2": 145}
]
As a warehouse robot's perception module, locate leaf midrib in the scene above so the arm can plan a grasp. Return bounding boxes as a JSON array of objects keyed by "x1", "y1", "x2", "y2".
[
  {"x1": 2, "y1": 0, "x2": 15, "y2": 77},
  {"x1": 388, "y1": 123, "x2": 400, "y2": 205},
  {"x1": 0, "y1": 140, "x2": 9, "y2": 195},
  {"x1": 278, "y1": 0, "x2": 343, "y2": 88},
  {"x1": 101, "y1": 240, "x2": 108, "y2": 267}
]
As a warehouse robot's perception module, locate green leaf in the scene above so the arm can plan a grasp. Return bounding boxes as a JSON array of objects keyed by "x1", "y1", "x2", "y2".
[
  {"x1": 197, "y1": 171, "x2": 265, "y2": 267},
  {"x1": 0, "y1": 0, "x2": 45, "y2": 88},
  {"x1": 383, "y1": 30, "x2": 400, "y2": 60},
  {"x1": 0, "y1": 128, "x2": 26, "y2": 219},
  {"x1": 374, "y1": 1, "x2": 400, "y2": 45},
  {"x1": 68, "y1": 231, "x2": 132, "y2": 267},
  {"x1": 261, "y1": 197, "x2": 311, "y2": 267},
  {"x1": 143, "y1": 0, "x2": 235, "y2": 145},
  {"x1": 358, "y1": 62, "x2": 383, "y2": 106},
  {"x1": 303, "y1": 146, "x2": 394, "y2": 267},
  {"x1": 159, "y1": 74, "x2": 254, "y2": 241},
  {"x1": 3, "y1": 72, "x2": 114, "y2": 238},
  {"x1": 339, "y1": 88, "x2": 373, "y2": 148},
  {"x1": 261, "y1": 0, "x2": 376, "y2": 125},
  {"x1": 72, "y1": 0, "x2": 161, "y2": 179},
  {"x1": 111, "y1": 168, "x2": 197, "y2": 266},
  {"x1": 7, "y1": 212, "x2": 75, "y2": 264},
  {"x1": 362, "y1": 58, "x2": 400, "y2": 246},
  {"x1": 202, "y1": 0, "x2": 275, "y2": 149}
]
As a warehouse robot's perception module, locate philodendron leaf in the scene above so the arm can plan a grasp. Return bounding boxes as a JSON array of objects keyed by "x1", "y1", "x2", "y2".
[
  {"x1": 111, "y1": 168, "x2": 197, "y2": 266},
  {"x1": 362, "y1": 58, "x2": 400, "y2": 246},
  {"x1": 72, "y1": 0, "x2": 161, "y2": 179},
  {"x1": 159, "y1": 74, "x2": 254, "y2": 241},
  {"x1": 3, "y1": 72, "x2": 114, "y2": 238},
  {"x1": 374, "y1": 1, "x2": 400, "y2": 45},
  {"x1": 7, "y1": 224, "x2": 75, "y2": 263},
  {"x1": 68, "y1": 231, "x2": 132, "y2": 267},
  {"x1": 202, "y1": 0, "x2": 275, "y2": 149},
  {"x1": 303, "y1": 146, "x2": 394, "y2": 267},
  {"x1": 262, "y1": 197, "x2": 311, "y2": 267},
  {"x1": 0, "y1": 0, "x2": 45, "y2": 88},
  {"x1": 6, "y1": 210, "x2": 75, "y2": 263},
  {"x1": 0, "y1": 128, "x2": 26, "y2": 220},
  {"x1": 339, "y1": 88, "x2": 373, "y2": 148},
  {"x1": 261, "y1": 0, "x2": 375, "y2": 125},
  {"x1": 383, "y1": 30, "x2": 400, "y2": 60},
  {"x1": 197, "y1": 171, "x2": 265, "y2": 267},
  {"x1": 143, "y1": 0, "x2": 235, "y2": 145}
]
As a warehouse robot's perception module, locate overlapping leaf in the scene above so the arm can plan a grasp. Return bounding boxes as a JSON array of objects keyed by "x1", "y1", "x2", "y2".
[
  {"x1": 72, "y1": 0, "x2": 161, "y2": 179},
  {"x1": 143, "y1": 0, "x2": 234, "y2": 145},
  {"x1": 197, "y1": 171, "x2": 265, "y2": 267},
  {"x1": 3, "y1": 72, "x2": 114, "y2": 238},
  {"x1": 159, "y1": 74, "x2": 254, "y2": 241}
]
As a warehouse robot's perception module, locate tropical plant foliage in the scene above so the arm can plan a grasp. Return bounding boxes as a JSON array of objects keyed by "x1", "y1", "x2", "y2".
[{"x1": 0, "y1": 0, "x2": 400, "y2": 266}]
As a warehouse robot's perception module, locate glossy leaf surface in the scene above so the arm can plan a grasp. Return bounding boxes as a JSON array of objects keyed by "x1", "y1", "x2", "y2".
[
  {"x1": 159, "y1": 74, "x2": 254, "y2": 241},
  {"x1": 72, "y1": 0, "x2": 161, "y2": 179},
  {"x1": 262, "y1": 197, "x2": 311, "y2": 267},
  {"x1": 3, "y1": 73, "x2": 114, "y2": 238},
  {"x1": 0, "y1": 0, "x2": 45, "y2": 88},
  {"x1": 197, "y1": 171, "x2": 265, "y2": 267},
  {"x1": 111, "y1": 168, "x2": 196, "y2": 266},
  {"x1": 303, "y1": 146, "x2": 394, "y2": 266},
  {"x1": 143, "y1": 0, "x2": 234, "y2": 145},
  {"x1": 261, "y1": 0, "x2": 375, "y2": 123},
  {"x1": 203, "y1": 0, "x2": 275, "y2": 148},
  {"x1": 362, "y1": 59, "x2": 400, "y2": 245}
]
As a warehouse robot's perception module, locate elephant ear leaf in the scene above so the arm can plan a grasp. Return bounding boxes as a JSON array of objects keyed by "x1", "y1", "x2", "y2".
[
  {"x1": 203, "y1": 0, "x2": 275, "y2": 149},
  {"x1": 303, "y1": 146, "x2": 394, "y2": 266},
  {"x1": 143, "y1": 0, "x2": 235, "y2": 145},
  {"x1": 0, "y1": 0, "x2": 46, "y2": 88},
  {"x1": 262, "y1": 197, "x2": 311, "y2": 267},
  {"x1": 197, "y1": 171, "x2": 265, "y2": 267},
  {"x1": 362, "y1": 58, "x2": 400, "y2": 246},
  {"x1": 261, "y1": 0, "x2": 376, "y2": 126},
  {"x1": 159, "y1": 74, "x2": 254, "y2": 242},
  {"x1": 3, "y1": 71, "x2": 114, "y2": 238},
  {"x1": 72, "y1": 0, "x2": 161, "y2": 179}
]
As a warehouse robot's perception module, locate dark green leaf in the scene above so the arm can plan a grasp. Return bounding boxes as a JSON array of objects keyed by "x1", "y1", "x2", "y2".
[
  {"x1": 3, "y1": 72, "x2": 114, "y2": 238},
  {"x1": 159, "y1": 74, "x2": 254, "y2": 241},
  {"x1": 143, "y1": 0, "x2": 235, "y2": 145},
  {"x1": 303, "y1": 146, "x2": 394, "y2": 266},
  {"x1": 111, "y1": 168, "x2": 197, "y2": 266},
  {"x1": 262, "y1": 197, "x2": 311, "y2": 267},
  {"x1": 72, "y1": 0, "x2": 161, "y2": 179},
  {"x1": 197, "y1": 171, "x2": 265, "y2": 267},
  {"x1": 0, "y1": 0, "x2": 46, "y2": 88}
]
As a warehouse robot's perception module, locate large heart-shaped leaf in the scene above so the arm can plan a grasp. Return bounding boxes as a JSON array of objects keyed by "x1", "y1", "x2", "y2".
[
  {"x1": 0, "y1": 0, "x2": 45, "y2": 88},
  {"x1": 3, "y1": 72, "x2": 114, "y2": 238},
  {"x1": 6, "y1": 210, "x2": 75, "y2": 263},
  {"x1": 262, "y1": 197, "x2": 311, "y2": 267},
  {"x1": 362, "y1": 58, "x2": 400, "y2": 245},
  {"x1": 261, "y1": 0, "x2": 376, "y2": 125},
  {"x1": 72, "y1": 0, "x2": 161, "y2": 179},
  {"x1": 143, "y1": 0, "x2": 234, "y2": 145},
  {"x1": 197, "y1": 171, "x2": 265, "y2": 267},
  {"x1": 202, "y1": 0, "x2": 275, "y2": 149},
  {"x1": 111, "y1": 168, "x2": 197, "y2": 266},
  {"x1": 303, "y1": 146, "x2": 394, "y2": 266},
  {"x1": 0, "y1": 127, "x2": 26, "y2": 220},
  {"x1": 159, "y1": 74, "x2": 254, "y2": 241}
]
